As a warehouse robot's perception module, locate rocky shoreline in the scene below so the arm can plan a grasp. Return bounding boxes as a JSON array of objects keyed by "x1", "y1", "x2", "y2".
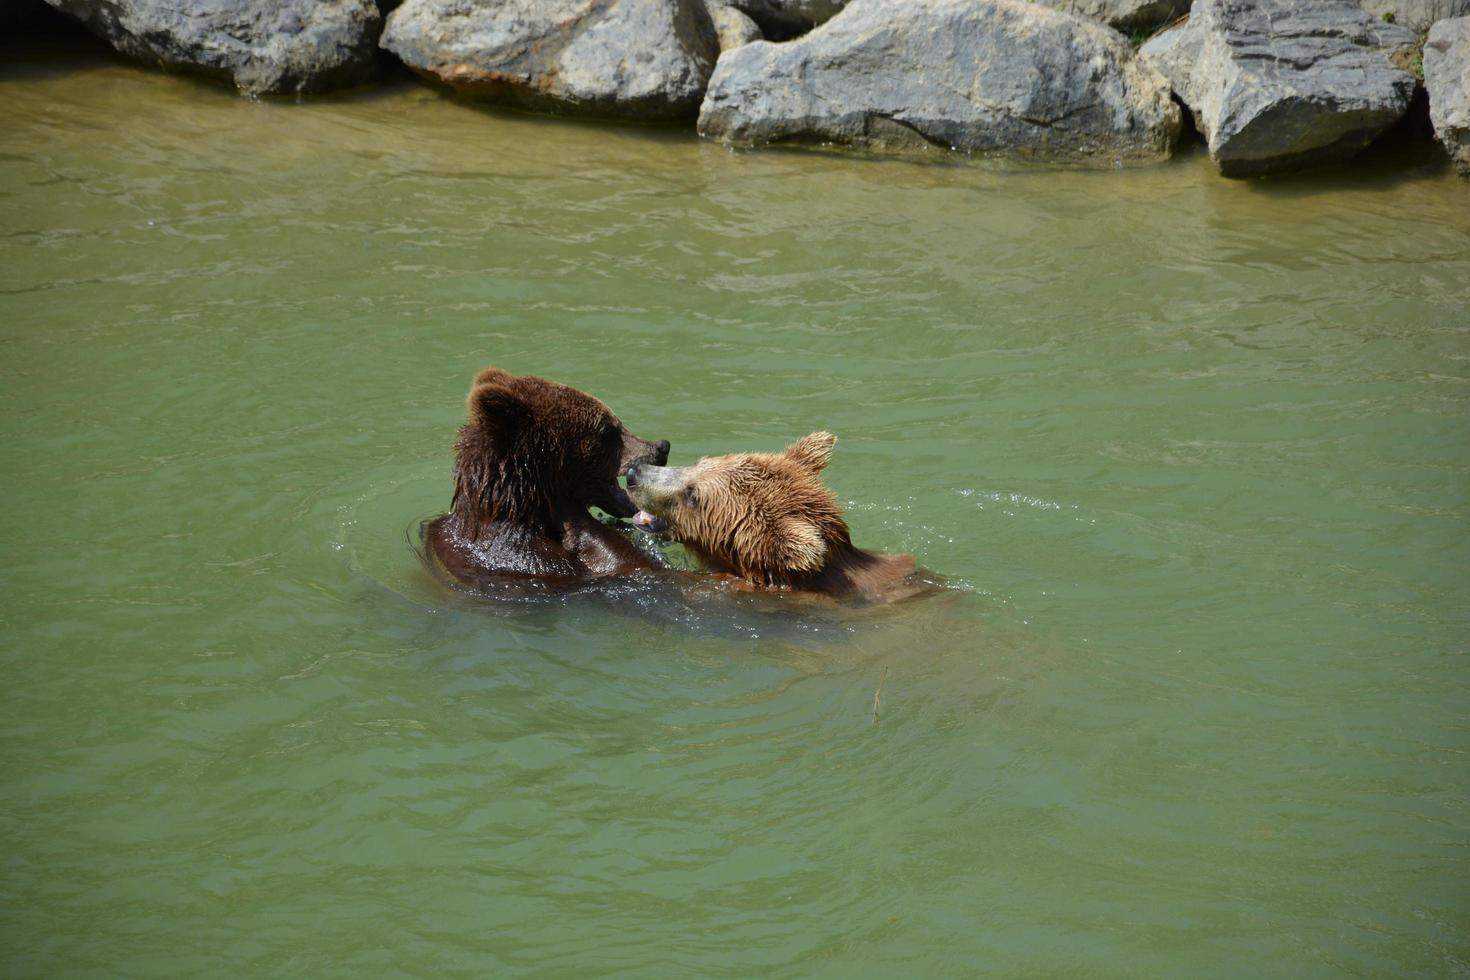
[{"x1": 14, "y1": 0, "x2": 1470, "y2": 179}]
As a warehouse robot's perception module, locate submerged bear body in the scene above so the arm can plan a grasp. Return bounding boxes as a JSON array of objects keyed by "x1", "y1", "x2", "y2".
[{"x1": 424, "y1": 368, "x2": 669, "y2": 589}]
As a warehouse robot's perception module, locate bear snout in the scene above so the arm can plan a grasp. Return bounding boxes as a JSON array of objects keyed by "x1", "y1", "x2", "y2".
[
  {"x1": 619, "y1": 435, "x2": 671, "y2": 472},
  {"x1": 625, "y1": 460, "x2": 686, "y2": 495}
]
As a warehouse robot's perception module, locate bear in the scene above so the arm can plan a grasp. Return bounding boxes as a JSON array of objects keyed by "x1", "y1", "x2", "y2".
[
  {"x1": 422, "y1": 367, "x2": 670, "y2": 587},
  {"x1": 623, "y1": 432, "x2": 931, "y2": 603}
]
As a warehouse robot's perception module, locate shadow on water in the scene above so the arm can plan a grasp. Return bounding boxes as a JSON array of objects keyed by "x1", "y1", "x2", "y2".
[
  {"x1": 1230, "y1": 92, "x2": 1455, "y2": 198},
  {"x1": 0, "y1": 8, "x2": 120, "y2": 85}
]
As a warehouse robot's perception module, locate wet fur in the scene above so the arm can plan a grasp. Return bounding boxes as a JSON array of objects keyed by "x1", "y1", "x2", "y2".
[
  {"x1": 634, "y1": 433, "x2": 929, "y2": 604},
  {"x1": 425, "y1": 368, "x2": 667, "y2": 587}
]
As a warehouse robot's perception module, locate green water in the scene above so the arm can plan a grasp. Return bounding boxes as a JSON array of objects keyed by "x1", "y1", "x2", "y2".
[{"x1": 3, "y1": 37, "x2": 1469, "y2": 978}]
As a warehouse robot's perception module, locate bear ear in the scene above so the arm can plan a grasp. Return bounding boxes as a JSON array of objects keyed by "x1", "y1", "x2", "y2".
[
  {"x1": 471, "y1": 367, "x2": 514, "y2": 388},
  {"x1": 774, "y1": 516, "x2": 828, "y2": 572},
  {"x1": 784, "y1": 431, "x2": 836, "y2": 473},
  {"x1": 466, "y1": 377, "x2": 531, "y2": 444}
]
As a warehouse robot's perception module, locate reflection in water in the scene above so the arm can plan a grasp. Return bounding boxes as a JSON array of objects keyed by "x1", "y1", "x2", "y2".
[{"x1": 404, "y1": 511, "x2": 970, "y2": 648}]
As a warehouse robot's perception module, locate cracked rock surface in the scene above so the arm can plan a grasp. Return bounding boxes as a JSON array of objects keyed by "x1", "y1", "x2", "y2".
[
  {"x1": 1359, "y1": 0, "x2": 1470, "y2": 34},
  {"x1": 43, "y1": 0, "x2": 382, "y2": 95},
  {"x1": 381, "y1": 0, "x2": 718, "y2": 121},
  {"x1": 1424, "y1": 16, "x2": 1470, "y2": 176},
  {"x1": 1141, "y1": 0, "x2": 1416, "y2": 177},
  {"x1": 696, "y1": 0, "x2": 1181, "y2": 161}
]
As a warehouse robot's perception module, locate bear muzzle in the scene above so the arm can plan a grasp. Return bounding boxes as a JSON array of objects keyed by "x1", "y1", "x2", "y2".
[
  {"x1": 624, "y1": 462, "x2": 694, "y2": 536},
  {"x1": 620, "y1": 435, "x2": 670, "y2": 471},
  {"x1": 603, "y1": 436, "x2": 670, "y2": 519},
  {"x1": 624, "y1": 461, "x2": 690, "y2": 494}
]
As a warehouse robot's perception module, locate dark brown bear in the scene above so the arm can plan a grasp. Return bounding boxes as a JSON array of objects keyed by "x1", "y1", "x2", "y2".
[
  {"x1": 624, "y1": 432, "x2": 931, "y2": 603},
  {"x1": 423, "y1": 368, "x2": 670, "y2": 586}
]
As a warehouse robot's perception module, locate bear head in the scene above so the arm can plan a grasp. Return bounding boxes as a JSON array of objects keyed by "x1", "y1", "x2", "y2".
[
  {"x1": 624, "y1": 432, "x2": 853, "y2": 587},
  {"x1": 451, "y1": 367, "x2": 669, "y2": 535}
]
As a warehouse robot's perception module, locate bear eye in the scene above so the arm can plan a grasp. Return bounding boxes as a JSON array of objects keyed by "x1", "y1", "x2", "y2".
[{"x1": 598, "y1": 420, "x2": 618, "y2": 440}]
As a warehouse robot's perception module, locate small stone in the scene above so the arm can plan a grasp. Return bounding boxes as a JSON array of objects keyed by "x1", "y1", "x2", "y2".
[
  {"x1": 1032, "y1": 0, "x2": 1192, "y2": 34},
  {"x1": 706, "y1": 0, "x2": 763, "y2": 52},
  {"x1": 724, "y1": 0, "x2": 848, "y2": 39}
]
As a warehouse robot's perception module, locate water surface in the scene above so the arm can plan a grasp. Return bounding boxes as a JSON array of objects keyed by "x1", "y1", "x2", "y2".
[{"x1": 2, "y1": 37, "x2": 1469, "y2": 977}]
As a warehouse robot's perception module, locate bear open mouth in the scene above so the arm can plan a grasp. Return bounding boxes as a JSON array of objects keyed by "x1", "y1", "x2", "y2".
[{"x1": 631, "y1": 510, "x2": 667, "y2": 534}]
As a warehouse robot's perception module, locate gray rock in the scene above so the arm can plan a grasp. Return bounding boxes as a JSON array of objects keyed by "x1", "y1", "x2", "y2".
[
  {"x1": 42, "y1": 0, "x2": 381, "y2": 96},
  {"x1": 1141, "y1": 0, "x2": 1417, "y2": 177},
  {"x1": 1139, "y1": 15, "x2": 1198, "y2": 74},
  {"x1": 381, "y1": 0, "x2": 718, "y2": 122},
  {"x1": 698, "y1": 0, "x2": 1182, "y2": 162},
  {"x1": 707, "y1": 1, "x2": 763, "y2": 51},
  {"x1": 1424, "y1": 16, "x2": 1470, "y2": 175},
  {"x1": 1360, "y1": 0, "x2": 1470, "y2": 33},
  {"x1": 725, "y1": 0, "x2": 847, "y2": 39},
  {"x1": 1033, "y1": 0, "x2": 1191, "y2": 34}
]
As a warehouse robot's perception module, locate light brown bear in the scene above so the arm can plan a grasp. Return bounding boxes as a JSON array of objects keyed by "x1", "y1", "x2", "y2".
[
  {"x1": 624, "y1": 432, "x2": 932, "y2": 603},
  {"x1": 423, "y1": 368, "x2": 670, "y2": 587}
]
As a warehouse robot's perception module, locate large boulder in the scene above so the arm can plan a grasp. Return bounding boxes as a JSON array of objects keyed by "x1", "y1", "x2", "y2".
[
  {"x1": 42, "y1": 0, "x2": 381, "y2": 96},
  {"x1": 381, "y1": 0, "x2": 718, "y2": 122},
  {"x1": 1033, "y1": 0, "x2": 1191, "y2": 34},
  {"x1": 697, "y1": 0, "x2": 1182, "y2": 163},
  {"x1": 1424, "y1": 16, "x2": 1470, "y2": 175},
  {"x1": 1359, "y1": 0, "x2": 1470, "y2": 34},
  {"x1": 1141, "y1": 0, "x2": 1417, "y2": 177}
]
